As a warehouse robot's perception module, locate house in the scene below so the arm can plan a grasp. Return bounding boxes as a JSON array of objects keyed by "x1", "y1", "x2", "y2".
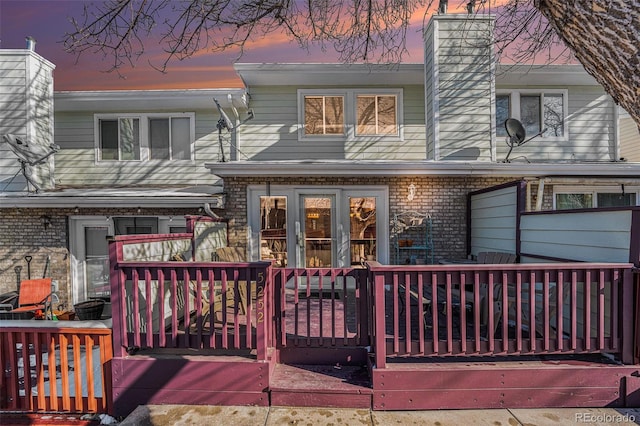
[{"x1": 0, "y1": 12, "x2": 639, "y2": 414}]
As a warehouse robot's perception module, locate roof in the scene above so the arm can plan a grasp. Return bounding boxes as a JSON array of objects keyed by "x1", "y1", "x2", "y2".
[
  {"x1": 205, "y1": 159, "x2": 640, "y2": 178},
  {"x1": 54, "y1": 89, "x2": 248, "y2": 112},
  {"x1": 234, "y1": 63, "x2": 425, "y2": 87},
  {"x1": 0, "y1": 185, "x2": 224, "y2": 208}
]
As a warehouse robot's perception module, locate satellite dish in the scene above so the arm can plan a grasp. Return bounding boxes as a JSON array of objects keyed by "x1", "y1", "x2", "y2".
[
  {"x1": 213, "y1": 98, "x2": 235, "y2": 131},
  {"x1": 505, "y1": 118, "x2": 526, "y2": 145},
  {"x1": 503, "y1": 118, "x2": 545, "y2": 163},
  {"x1": 2, "y1": 134, "x2": 59, "y2": 192}
]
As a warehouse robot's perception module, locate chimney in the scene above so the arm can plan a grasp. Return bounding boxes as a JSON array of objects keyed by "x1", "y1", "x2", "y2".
[
  {"x1": 424, "y1": 14, "x2": 496, "y2": 162},
  {"x1": 26, "y1": 36, "x2": 36, "y2": 51}
]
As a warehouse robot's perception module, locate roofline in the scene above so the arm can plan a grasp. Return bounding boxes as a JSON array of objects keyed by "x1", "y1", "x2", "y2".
[
  {"x1": 0, "y1": 195, "x2": 223, "y2": 209},
  {"x1": 54, "y1": 88, "x2": 247, "y2": 112},
  {"x1": 234, "y1": 63, "x2": 425, "y2": 87},
  {"x1": 205, "y1": 160, "x2": 640, "y2": 178}
]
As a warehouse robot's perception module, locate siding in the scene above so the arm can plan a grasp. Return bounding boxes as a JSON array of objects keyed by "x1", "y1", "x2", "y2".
[
  {"x1": 424, "y1": 15, "x2": 495, "y2": 162},
  {"x1": 520, "y1": 210, "x2": 632, "y2": 262},
  {"x1": 0, "y1": 51, "x2": 54, "y2": 191},
  {"x1": 237, "y1": 85, "x2": 426, "y2": 161},
  {"x1": 54, "y1": 110, "x2": 222, "y2": 186},
  {"x1": 620, "y1": 116, "x2": 640, "y2": 162},
  {"x1": 495, "y1": 86, "x2": 616, "y2": 162},
  {"x1": 469, "y1": 185, "x2": 518, "y2": 255}
]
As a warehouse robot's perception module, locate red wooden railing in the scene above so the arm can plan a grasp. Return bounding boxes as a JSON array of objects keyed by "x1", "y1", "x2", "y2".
[
  {"x1": 0, "y1": 322, "x2": 112, "y2": 414},
  {"x1": 369, "y1": 262, "x2": 635, "y2": 368},
  {"x1": 272, "y1": 267, "x2": 370, "y2": 348},
  {"x1": 109, "y1": 234, "x2": 272, "y2": 359}
]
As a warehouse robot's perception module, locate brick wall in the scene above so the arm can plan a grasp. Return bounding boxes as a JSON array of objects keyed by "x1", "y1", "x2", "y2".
[
  {"x1": 223, "y1": 176, "x2": 513, "y2": 262},
  {"x1": 0, "y1": 207, "x2": 200, "y2": 310}
]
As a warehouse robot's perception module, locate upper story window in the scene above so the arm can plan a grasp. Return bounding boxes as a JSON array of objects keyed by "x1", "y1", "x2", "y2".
[
  {"x1": 496, "y1": 90, "x2": 568, "y2": 140},
  {"x1": 304, "y1": 96, "x2": 344, "y2": 135},
  {"x1": 95, "y1": 113, "x2": 195, "y2": 162},
  {"x1": 356, "y1": 95, "x2": 397, "y2": 136},
  {"x1": 298, "y1": 89, "x2": 402, "y2": 141}
]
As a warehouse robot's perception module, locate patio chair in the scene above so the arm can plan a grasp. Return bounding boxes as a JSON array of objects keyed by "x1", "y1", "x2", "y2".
[{"x1": 0, "y1": 278, "x2": 55, "y2": 318}]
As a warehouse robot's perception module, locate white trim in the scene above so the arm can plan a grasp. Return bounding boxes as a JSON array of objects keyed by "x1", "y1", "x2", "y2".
[
  {"x1": 247, "y1": 185, "x2": 389, "y2": 266},
  {"x1": 552, "y1": 185, "x2": 640, "y2": 209},
  {"x1": 93, "y1": 112, "x2": 196, "y2": 164},
  {"x1": 297, "y1": 88, "x2": 404, "y2": 142},
  {"x1": 495, "y1": 89, "x2": 570, "y2": 142},
  {"x1": 206, "y1": 159, "x2": 640, "y2": 177},
  {"x1": 432, "y1": 19, "x2": 440, "y2": 161}
]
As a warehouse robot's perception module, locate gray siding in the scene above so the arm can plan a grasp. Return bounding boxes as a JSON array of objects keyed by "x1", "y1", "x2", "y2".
[
  {"x1": 495, "y1": 86, "x2": 617, "y2": 162},
  {"x1": 0, "y1": 51, "x2": 54, "y2": 191},
  {"x1": 237, "y1": 85, "x2": 426, "y2": 161},
  {"x1": 53, "y1": 110, "x2": 222, "y2": 187},
  {"x1": 425, "y1": 15, "x2": 495, "y2": 161},
  {"x1": 469, "y1": 185, "x2": 518, "y2": 255},
  {"x1": 620, "y1": 116, "x2": 640, "y2": 162},
  {"x1": 520, "y1": 210, "x2": 632, "y2": 262}
]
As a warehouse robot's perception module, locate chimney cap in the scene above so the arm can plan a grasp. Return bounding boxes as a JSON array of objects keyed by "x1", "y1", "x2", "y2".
[{"x1": 26, "y1": 36, "x2": 36, "y2": 51}]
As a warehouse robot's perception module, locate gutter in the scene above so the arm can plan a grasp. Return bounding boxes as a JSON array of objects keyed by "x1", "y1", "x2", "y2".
[{"x1": 205, "y1": 160, "x2": 640, "y2": 178}]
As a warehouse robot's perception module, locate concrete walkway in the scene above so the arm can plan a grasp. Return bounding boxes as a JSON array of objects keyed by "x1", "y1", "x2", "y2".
[{"x1": 120, "y1": 405, "x2": 640, "y2": 425}]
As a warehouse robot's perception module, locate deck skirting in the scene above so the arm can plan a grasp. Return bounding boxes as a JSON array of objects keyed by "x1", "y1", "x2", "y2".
[{"x1": 371, "y1": 359, "x2": 640, "y2": 410}]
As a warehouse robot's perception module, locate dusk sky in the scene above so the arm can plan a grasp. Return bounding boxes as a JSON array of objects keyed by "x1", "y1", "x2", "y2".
[{"x1": 0, "y1": 0, "x2": 453, "y2": 92}]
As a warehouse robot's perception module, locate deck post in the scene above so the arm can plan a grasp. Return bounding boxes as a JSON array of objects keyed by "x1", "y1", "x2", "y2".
[
  {"x1": 621, "y1": 267, "x2": 635, "y2": 364},
  {"x1": 372, "y1": 267, "x2": 387, "y2": 369},
  {"x1": 255, "y1": 263, "x2": 271, "y2": 361},
  {"x1": 108, "y1": 237, "x2": 125, "y2": 358}
]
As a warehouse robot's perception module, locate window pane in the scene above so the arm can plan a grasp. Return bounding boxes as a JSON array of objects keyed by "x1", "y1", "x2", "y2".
[
  {"x1": 556, "y1": 193, "x2": 593, "y2": 210},
  {"x1": 356, "y1": 96, "x2": 376, "y2": 134},
  {"x1": 324, "y1": 96, "x2": 344, "y2": 134},
  {"x1": 377, "y1": 96, "x2": 397, "y2": 135},
  {"x1": 260, "y1": 196, "x2": 287, "y2": 266},
  {"x1": 100, "y1": 120, "x2": 119, "y2": 160},
  {"x1": 150, "y1": 118, "x2": 170, "y2": 160},
  {"x1": 84, "y1": 227, "x2": 110, "y2": 297},
  {"x1": 119, "y1": 118, "x2": 140, "y2": 160},
  {"x1": 304, "y1": 97, "x2": 323, "y2": 135},
  {"x1": 520, "y1": 95, "x2": 541, "y2": 136},
  {"x1": 171, "y1": 117, "x2": 191, "y2": 160},
  {"x1": 349, "y1": 197, "x2": 376, "y2": 264},
  {"x1": 597, "y1": 193, "x2": 636, "y2": 207},
  {"x1": 496, "y1": 95, "x2": 510, "y2": 137},
  {"x1": 543, "y1": 94, "x2": 564, "y2": 137},
  {"x1": 356, "y1": 96, "x2": 397, "y2": 136},
  {"x1": 113, "y1": 217, "x2": 158, "y2": 235}
]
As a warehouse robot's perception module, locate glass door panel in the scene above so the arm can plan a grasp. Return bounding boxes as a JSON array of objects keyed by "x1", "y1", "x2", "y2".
[
  {"x1": 84, "y1": 227, "x2": 110, "y2": 298},
  {"x1": 260, "y1": 196, "x2": 288, "y2": 267},
  {"x1": 349, "y1": 197, "x2": 377, "y2": 265},
  {"x1": 301, "y1": 195, "x2": 334, "y2": 267}
]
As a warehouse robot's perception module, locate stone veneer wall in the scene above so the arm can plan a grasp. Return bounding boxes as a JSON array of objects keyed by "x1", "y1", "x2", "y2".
[
  {"x1": 0, "y1": 207, "x2": 200, "y2": 311},
  {"x1": 223, "y1": 175, "x2": 515, "y2": 263}
]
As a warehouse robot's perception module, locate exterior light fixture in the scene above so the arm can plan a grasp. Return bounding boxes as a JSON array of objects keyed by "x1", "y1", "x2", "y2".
[{"x1": 407, "y1": 184, "x2": 416, "y2": 201}]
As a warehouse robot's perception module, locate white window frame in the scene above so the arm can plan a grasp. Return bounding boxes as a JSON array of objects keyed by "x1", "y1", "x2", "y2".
[
  {"x1": 247, "y1": 185, "x2": 390, "y2": 267},
  {"x1": 553, "y1": 185, "x2": 640, "y2": 209},
  {"x1": 94, "y1": 112, "x2": 196, "y2": 164},
  {"x1": 496, "y1": 89, "x2": 569, "y2": 142},
  {"x1": 297, "y1": 89, "x2": 403, "y2": 142}
]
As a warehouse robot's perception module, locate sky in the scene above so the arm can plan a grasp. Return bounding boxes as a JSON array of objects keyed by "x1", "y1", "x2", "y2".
[{"x1": 0, "y1": 0, "x2": 453, "y2": 91}]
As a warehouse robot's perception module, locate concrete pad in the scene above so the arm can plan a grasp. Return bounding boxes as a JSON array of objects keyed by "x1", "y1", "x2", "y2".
[
  {"x1": 509, "y1": 408, "x2": 640, "y2": 426},
  {"x1": 371, "y1": 409, "x2": 519, "y2": 426},
  {"x1": 266, "y1": 407, "x2": 373, "y2": 425},
  {"x1": 119, "y1": 404, "x2": 269, "y2": 426}
]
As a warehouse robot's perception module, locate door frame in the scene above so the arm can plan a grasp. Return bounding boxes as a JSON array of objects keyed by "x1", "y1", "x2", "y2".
[{"x1": 247, "y1": 185, "x2": 389, "y2": 266}]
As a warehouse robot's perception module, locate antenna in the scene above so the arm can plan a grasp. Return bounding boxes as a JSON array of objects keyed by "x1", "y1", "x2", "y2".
[
  {"x1": 213, "y1": 98, "x2": 255, "y2": 163},
  {"x1": 503, "y1": 118, "x2": 545, "y2": 163}
]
